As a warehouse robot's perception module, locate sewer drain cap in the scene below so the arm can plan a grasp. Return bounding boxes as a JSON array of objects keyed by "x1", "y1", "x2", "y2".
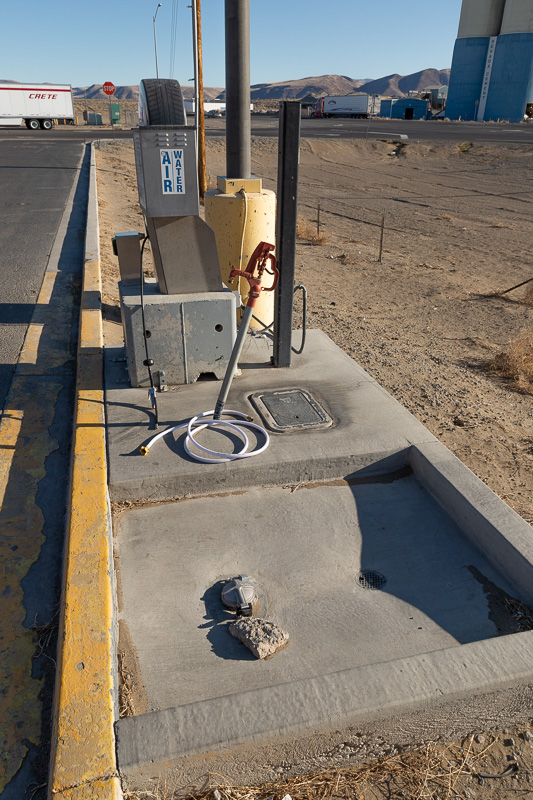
[
  {"x1": 357, "y1": 570, "x2": 387, "y2": 590},
  {"x1": 221, "y1": 575, "x2": 257, "y2": 616}
]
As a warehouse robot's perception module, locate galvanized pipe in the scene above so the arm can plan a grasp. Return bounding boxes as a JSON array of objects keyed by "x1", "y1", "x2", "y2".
[
  {"x1": 225, "y1": 0, "x2": 251, "y2": 178},
  {"x1": 213, "y1": 303, "x2": 254, "y2": 419}
]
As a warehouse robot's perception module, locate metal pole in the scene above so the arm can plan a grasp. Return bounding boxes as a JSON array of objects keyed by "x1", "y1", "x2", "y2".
[
  {"x1": 273, "y1": 101, "x2": 301, "y2": 368},
  {"x1": 225, "y1": 0, "x2": 251, "y2": 178},
  {"x1": 153, "y1": 4, "x2": 162, "y2": 79}
]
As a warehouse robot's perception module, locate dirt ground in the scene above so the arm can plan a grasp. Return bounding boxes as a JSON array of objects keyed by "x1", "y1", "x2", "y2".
[{"x1": 95, "y1": 135, "x2": 533, "y2": 800}]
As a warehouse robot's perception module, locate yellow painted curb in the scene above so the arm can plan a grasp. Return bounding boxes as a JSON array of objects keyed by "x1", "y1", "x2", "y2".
[
  {"x1": 52, "y1": 777, "x2": 122, "y2": 800},
  {"x1": 49, "y1": 148, "x2": 120, "y2": 798}
]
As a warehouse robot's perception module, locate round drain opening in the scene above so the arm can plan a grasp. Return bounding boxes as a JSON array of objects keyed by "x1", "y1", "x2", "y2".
[{"x1": 356, "y1": 570, "x2": 387, "y2": 590}]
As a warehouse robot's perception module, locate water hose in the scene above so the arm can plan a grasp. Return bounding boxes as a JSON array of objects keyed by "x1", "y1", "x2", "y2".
[{"x1": 140, "y1": 242, "x2": 278, "y2": 462}]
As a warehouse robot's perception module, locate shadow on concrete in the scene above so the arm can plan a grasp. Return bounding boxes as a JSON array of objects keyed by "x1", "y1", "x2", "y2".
[
  {"x1": 0, "y1": 143, "x2": 90, "y2": 800},
  {"x1": 199, "y1": 581, "x2": 256, "y2": 662},
  {"x1": 351, "y1": 472, "x2": 526, "y2": 646}
]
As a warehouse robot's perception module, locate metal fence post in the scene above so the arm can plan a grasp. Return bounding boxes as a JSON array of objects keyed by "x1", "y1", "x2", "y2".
[{"x1": 273, "y1": 101, "x2": 301, "y2": 367}]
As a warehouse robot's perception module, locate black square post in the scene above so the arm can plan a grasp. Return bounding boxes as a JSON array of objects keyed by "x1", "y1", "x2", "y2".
[{"x1": 273, "y1": 101, "x2": 301, "y2": 367}]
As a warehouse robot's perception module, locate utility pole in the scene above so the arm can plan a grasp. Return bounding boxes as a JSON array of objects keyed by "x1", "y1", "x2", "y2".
[
  {"x1": 196, "y1": 0, "x2": 207, "y2": 198},
  {"x1": 225, "y1": 0, "x2": 251, "y2": 178},
  {"x1": 153, "y1": 3, "x2": 162, "y2": 79}
]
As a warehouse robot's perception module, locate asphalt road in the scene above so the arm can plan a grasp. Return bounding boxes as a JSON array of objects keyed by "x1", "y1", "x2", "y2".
[
  {"x1": 0, "y1": 134, "x2": 83, "y2": 410},
  {"x1": 2, "y1": 117, "x2": 533, "y2": 146}
]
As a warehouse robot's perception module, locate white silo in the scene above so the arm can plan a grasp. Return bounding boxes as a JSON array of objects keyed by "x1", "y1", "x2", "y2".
[
  {"x1": 500, "y1": 0, "x2": 533, "y2": 33},
  {"x1": 457, "y1": 0, "x2": 506, "y2": 37}
]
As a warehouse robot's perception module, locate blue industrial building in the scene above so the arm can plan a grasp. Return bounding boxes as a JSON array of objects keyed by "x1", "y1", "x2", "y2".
[
  {"x1": 389, "y1": 98, "x2": 429, "y2": 120},
  {"x1": 446, "y1": 0, "x2": 533, "y2": 122}
]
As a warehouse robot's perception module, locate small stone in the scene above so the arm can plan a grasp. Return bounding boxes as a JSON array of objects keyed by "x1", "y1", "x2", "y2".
[
  {"x1": 475, "y1": 734, "x2": 485, "y2": 745},
  {"x1": 525, "y1": 731, "x2": 533, "y2": 742},
  {"x1": 504, "y1": 737, "x2": 515, "y2": 747},
  {"x1": 229, "y1": 618, "x2": 289, "y2": 659}
]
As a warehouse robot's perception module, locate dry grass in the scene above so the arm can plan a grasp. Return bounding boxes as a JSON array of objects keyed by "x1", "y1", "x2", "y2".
[
  {"x1": 118, "y1": 651, "x2": 136, "y2": 718},
  {"x1": 489, "y1": 330, "x2": 533, "y2": 392},
  {"x1": 296, "y1": 218, "x2": 329, "y2": 245},
  {"x1": 123, "y1": 735, "x2": 503, "y2": 800}
]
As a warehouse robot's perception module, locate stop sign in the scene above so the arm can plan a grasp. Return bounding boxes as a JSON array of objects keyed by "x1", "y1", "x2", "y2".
[{"x1": 103, "y1": 82, "x2": 115, "y2": 96}]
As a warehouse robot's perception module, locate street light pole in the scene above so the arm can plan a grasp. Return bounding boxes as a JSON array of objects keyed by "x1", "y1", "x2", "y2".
[{"x1": 153, "y1": 3, "x2": 162, "y2": 79}]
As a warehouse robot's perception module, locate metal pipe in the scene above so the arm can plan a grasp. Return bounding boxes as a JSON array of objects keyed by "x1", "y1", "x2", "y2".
[
  {"x1": 225, "y1": 0, "x2": 251, "y2": 178},
  {"x1": 273, "y1": 101, "x2": 301, "y2": 367},
  {"x1": 213, "y1": 304, "x2": 254, "y2": 419}
]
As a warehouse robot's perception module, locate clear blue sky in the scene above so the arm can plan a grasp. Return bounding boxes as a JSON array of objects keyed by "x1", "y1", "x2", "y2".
[{"x1": 3, "y1": 1, "x2": 462, "y2": 89}]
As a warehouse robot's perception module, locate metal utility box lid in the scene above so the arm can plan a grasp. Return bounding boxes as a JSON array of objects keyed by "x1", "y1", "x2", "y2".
[
  {"x1": 133, "y1": 126, "x2": 200, "y2": 218},
  {"x1": 250, "y1": 388, "x2": 333, "y2": 433}
]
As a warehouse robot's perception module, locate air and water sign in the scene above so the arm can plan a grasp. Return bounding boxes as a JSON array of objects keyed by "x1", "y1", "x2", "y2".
[{"x1": 160, "y1": 149, "x2": 186, "y2": 195}]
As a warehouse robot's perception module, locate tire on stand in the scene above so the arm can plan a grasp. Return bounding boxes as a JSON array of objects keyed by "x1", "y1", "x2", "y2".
[{"x1": 138, "y1": 79, "x2": 186, "y2": 126}]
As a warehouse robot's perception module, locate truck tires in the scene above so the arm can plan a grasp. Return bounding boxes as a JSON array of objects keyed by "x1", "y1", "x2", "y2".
[
  {"x1": 26, "y1": 118, "x2": 40, "y2": 130},
  {"x1": 40, "y1": 119, "x2": 53, "y2": 130},
  {"x1": 138, "y1": 79, "x2": 186, "y2": 126}
]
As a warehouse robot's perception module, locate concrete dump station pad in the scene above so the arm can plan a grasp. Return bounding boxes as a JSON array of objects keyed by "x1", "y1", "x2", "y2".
[{"x1": 106, "y1": 331, "x2": 533, "y2": 790}]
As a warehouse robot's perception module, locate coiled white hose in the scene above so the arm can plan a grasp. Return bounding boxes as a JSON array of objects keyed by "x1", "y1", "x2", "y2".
[{"x1": 140, "y1": 409, "x2": 269, "y2": 464}]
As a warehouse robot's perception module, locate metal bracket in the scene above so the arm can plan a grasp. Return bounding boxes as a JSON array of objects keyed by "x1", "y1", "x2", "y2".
[{"x1": 158, "y1": 370, "x2": 168, "y2": 392}]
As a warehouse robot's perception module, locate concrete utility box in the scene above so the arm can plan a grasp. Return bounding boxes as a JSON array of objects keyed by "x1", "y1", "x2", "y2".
[{"x1": 120, "y1": 280, "x2": 237, "y2": 387}]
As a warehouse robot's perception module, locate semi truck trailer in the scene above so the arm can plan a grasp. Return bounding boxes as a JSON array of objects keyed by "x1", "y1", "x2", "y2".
[
  {"x1": 0, "y1": 83, "x2": 74, "y2": 129},
  {"x1": 312, "y1": 94, "x2": 381, "y2": 118}
]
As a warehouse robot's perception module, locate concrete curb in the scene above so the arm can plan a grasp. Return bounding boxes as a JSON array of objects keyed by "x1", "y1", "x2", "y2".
[{"x1": 48, "y1": 144, "x2": 121, "y2": 799}]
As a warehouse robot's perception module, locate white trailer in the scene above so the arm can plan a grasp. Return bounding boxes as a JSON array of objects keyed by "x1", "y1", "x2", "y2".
[
  {"x1": 0, "y1": 83, "x2": 74, "y2": 129},
  {"x1": 184, "y1": 100, "x2": 227, "y2": 115},
  {"x1": 312, "y1": 94, "x2": 381, "y2": 118}
]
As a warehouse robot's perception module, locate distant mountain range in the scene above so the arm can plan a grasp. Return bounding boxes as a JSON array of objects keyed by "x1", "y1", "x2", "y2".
[{"x1": 2, "y1": 70, "x2": 451, "y2": 102}]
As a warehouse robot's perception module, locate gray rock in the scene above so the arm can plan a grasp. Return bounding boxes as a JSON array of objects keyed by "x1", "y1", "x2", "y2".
[{"x1": 229, "y1": 618, "x2": 290, "y2": 659}]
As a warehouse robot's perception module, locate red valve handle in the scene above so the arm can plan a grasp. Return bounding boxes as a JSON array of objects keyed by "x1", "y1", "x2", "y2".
[{"x1": 229, "y1": 241, "x2": 278, "y2": 308}]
